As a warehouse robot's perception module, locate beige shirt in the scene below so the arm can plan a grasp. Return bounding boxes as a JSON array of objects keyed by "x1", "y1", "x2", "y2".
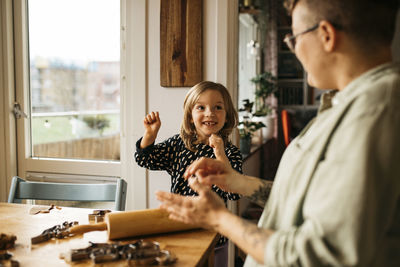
[{"x1": 244, "y1": 63, "x2": 400, "y2": 267}]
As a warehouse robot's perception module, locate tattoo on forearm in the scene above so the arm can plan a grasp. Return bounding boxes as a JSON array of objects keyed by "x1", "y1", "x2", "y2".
[
  {"x1": 247, "y1": 180, "x2": 272, "y2": 207},
  {"x1": 240, "y1": 219, "x2": 270, "y2": 251}
]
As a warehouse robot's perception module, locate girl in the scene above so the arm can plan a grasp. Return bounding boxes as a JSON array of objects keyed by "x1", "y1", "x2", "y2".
[{"x1": 134, "y1": 81, "x2": 242, "y2": 267}]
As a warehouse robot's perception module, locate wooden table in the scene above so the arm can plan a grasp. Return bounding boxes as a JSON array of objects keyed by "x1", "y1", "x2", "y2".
[{"x1": 0, "y1": 203, "x2": 218, "y2": 266}]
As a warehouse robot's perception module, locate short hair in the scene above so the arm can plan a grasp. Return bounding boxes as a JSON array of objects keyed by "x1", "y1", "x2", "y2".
[
  {"x1": 284, "y1": 0, "x2": 399, "y2": 48},
  {"x1": 180, "y1": 81, "x2": 238, "y2": 151}
]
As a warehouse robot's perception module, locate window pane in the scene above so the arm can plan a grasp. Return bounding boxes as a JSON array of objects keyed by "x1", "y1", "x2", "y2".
[
  {"x1": 238, "y1": 14, "x2": 258, "y2": 111},
  {"x1": 28, "y1": 0, "x2": 120, "y2": 161}
]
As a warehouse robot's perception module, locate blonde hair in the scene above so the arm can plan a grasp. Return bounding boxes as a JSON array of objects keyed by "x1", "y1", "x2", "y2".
[{"x1": 180, "y1": 81, "x2": 238, "y2": 151}]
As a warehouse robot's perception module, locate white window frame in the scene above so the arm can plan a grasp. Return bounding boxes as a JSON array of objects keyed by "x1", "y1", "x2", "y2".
[
  {"x1": 0, "y1": 0, "x2": 18, "y2": 202},
  {"x1": 3, "y1": 0, "x2": 147, "y2": 210}
]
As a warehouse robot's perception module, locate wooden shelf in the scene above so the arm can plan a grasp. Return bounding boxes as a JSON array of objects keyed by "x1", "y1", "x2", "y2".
[
  {"x1": 278, "y1": 26, "x2": 291, "y2": 30},
  {"x1": 278, "y1": 78, "x2": 304, "y2": 83},
  {"x1": 280, "y1": 104, "x2": 309, "y2": 109},
  {"x1": 239, "y1": 7, "x2": 260, "y2": 15}
]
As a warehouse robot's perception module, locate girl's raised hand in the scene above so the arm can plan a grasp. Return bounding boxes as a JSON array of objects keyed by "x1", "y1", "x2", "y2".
[
  {"x1": 143, "y1": 111, "x2": 161, "y2": 137},
  {"x1": 140, "y1": 111, "x2": 161, "y2": 148},
  {"x1": 209, "y1": 134, "x2": 229, "y2": 163}
]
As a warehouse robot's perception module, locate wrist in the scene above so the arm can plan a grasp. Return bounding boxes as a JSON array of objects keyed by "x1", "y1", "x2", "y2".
[
  {"x1": 213, "y1": 208, "x2": 233, "y2": 233},
  {"x1": 228, "y1": 173, "x2": 260, "y2": 196},
  {"x1": 141, "y1": 132, "x2": 157, "y2": 148},
  {"x1": 242, "y1": 175, "x2": 265, "y2": 197},
  {"x1": 229, "y1": 172, "x2": 248, "y2": 195},
  {"x1": 144, "y1": 130, "x2": 159, "y2": 142}
]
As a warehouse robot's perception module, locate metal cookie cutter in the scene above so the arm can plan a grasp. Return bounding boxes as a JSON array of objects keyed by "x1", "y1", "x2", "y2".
[
  {"x1": 62, "y1": 240, "x2": 177, "y2": 265},
  {"x1": 0, "y1": 252, "x2": 19, "y2": 267},
  {"x1": 0, "y1": 233, "x2": 17, "y2": 250},
  {"x1": 31, "y1": 221, "x2": 79, "y2": 244},
  {"x1": 29, "y1": 204, "x2": 62, "y2": 215},
  {"x1": 88, "y1": 210, "x2": 111, "y2": 223}
]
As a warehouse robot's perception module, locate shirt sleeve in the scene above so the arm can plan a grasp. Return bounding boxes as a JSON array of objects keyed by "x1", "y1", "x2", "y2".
[
  {"x1": 213, "y1": 144, "x2": 243, "y2": 201},
  {"x1": 134, "y1": 136, "x2": 177, "y2": 173},
  {"x1": 264, "y1": 103, "x2": 400, "y2": 266}
]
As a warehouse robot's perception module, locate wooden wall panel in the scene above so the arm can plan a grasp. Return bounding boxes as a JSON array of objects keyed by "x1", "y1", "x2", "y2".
[{"x1": 160, "y1": 0, "x2": 202, "y2": 87}]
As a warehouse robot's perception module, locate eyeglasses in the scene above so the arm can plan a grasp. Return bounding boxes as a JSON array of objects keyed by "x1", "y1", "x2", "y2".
[{"x1": 283, "y1": 23, "x2": 319, "y2": 52}]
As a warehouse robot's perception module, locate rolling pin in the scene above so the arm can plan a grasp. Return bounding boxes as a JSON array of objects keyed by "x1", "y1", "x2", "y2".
[{"x1": 68, "y1": 208, "x2": 197, "y2": 240}]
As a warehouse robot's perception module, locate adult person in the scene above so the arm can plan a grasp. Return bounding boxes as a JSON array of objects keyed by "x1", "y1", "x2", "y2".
[{"x1": 156, "y1": 0, "x2": 400, "y2": 266}]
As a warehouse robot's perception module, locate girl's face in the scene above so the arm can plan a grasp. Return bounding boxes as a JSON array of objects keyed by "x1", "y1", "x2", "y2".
[{"x1": 191, "y1": 89, "x2": 226, "y2": 144}]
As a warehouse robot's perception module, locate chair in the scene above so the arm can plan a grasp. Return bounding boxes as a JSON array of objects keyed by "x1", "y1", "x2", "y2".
[
  {"x1": 281, "y1": 109, "x2": 291, "y2": 147},
  {"x1": 7, "y1": 176, "x2": 127, "y2": 211}
]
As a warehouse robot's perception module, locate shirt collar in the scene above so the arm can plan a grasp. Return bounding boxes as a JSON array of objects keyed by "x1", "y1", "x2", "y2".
[{"x1": 318, "y1": 62, "x2": 399, "y2": 112}]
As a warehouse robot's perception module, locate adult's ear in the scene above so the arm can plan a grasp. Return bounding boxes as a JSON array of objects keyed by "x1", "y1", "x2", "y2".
[{"x1": 318, "y1": 20, "x2": 338, "y2": 52}]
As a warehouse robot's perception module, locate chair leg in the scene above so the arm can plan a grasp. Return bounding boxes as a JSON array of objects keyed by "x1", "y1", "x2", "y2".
[
  {"x1": 8, "y1": 176, "x2": 24, "y2": 203},
  {"x1": 115, "y1": 179, "x2": 127, "y2": 211}
]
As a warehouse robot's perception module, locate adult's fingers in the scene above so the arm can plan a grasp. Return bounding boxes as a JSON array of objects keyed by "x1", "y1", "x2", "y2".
[
  {"x1": 184, "y1": 158, "x2": 221, "y2": 179},
  {"x1": 156, "y1": 190, "x2": 182, "y2": 204},
  {"x1": 195, "y1": 170, "x2": 222, "y2": 186},
  {"x1": 188, "y1": 176, "x2": 211, "y2": 194},
  {"x1": 158, "y1": 202, "x2": 188, "y2": 224},
  {"x1": 156, "y1": 191, "x2": 196, "y2": 223},
  {"x1": 196, "y1": 171, "x2": 232, "y2": 192},
  {"x1": 156, "y1": 191, "x2": 196, "y2": 211}
]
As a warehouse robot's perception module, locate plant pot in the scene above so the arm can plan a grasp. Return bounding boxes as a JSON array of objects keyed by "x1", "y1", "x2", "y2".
[
  {"x1": 240, "y1": 137, "x2": 252, "y2": 156},
  {"x1": 253, "y1": 115, "x2": 275, "y2": 142},
  {"x1": 262, "y1": 115, "x2": 275, "y2": 141}
]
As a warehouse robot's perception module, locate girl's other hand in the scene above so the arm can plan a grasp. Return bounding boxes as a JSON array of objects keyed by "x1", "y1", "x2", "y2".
[{"x1": 209, "y1": 134, "x2": 228, "y2": 163}]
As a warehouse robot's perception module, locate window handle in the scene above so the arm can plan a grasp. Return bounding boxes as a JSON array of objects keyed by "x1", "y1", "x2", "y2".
[{"x1": 13, "y1": 102, "x2": 29, "y2": 119}]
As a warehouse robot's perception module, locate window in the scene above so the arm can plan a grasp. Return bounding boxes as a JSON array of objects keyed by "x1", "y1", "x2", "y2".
[{"x1": 28, "y1": 0, "x2": 120, "y2": 161}]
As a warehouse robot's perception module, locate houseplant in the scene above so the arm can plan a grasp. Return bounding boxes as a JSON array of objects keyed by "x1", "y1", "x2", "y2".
[
  {"x1": 251, "y1": 71, "x2": 277, "y2": 113},
  {"x1": 250, "y1": 72, "x2": 277, "y2": 141},
  {"x1": 238, "y1": 99, "x2": 266, "y2": 155},
  {"x1": 238, "y1": 119, "x2": 265, "y2": 155}
]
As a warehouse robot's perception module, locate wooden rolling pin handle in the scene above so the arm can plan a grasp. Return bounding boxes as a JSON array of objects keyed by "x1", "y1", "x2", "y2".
[{"x1": 68, "y1": 222, "x2": 107, "y2": 235}]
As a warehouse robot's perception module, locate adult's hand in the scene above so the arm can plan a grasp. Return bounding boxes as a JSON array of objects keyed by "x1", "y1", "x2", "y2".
[
  {"x1": 156, "y1": 177, "x2": 228, "y2": 229},
  {"x1": 184, "y1": 157, "x2": 243, "y2": 194},
  {"x1": 184, "y1": 157, "x2": 273, "y2": 199}
]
